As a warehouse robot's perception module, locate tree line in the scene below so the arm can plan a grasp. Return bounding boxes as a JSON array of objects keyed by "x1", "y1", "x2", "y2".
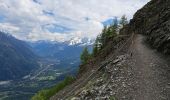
[{"x1": 80, "y1": 15, "x2": 128, "y2": 64}]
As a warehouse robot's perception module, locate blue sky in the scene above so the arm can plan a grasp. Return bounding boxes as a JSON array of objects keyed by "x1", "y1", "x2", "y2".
[{"x1": 0, "y1": 0, "x2": 150, "y2": 42}]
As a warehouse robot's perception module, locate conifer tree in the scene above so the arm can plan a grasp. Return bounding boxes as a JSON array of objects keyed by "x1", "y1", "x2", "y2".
[
  {"x1": 92, "y1": 17, "x2": 119, "y2": 55},
  {"x1": 80, "y1": 47, "x2": 90, "y2": 64},
  {"x1": 92, "y1": 35, "x2": 102, "y2": 56},
  {"x1": 100, "y1": 26, "x2": 108, "y2": 48},
  {"x1": 113, "y1": 17, "x2": 119, "y2": 33},
  {"x1": 120, "y1": 15, "x2": 128, "y2": 27},
  {"x1": 92, "y1": 43, "x2": 98, "y2": 57}
]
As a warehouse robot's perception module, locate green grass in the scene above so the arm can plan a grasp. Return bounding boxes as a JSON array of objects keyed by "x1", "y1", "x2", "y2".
[
  {"x1": 31, "y1": 76, "x2": 75, "y2": 100},
  {"x1": 109, "y1": 96, "x2": 116, "y2": 100}
]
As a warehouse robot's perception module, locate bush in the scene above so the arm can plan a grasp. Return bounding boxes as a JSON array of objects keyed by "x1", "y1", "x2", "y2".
[
  {"x1": 31, "y1": 76, "x2": 75, "y2": 100},
  {"x1": 92, "y1": 15, "x2": 128, "y2": 56},
  {"x1": 80, "y1": 47, "x2": 91, "y2": 64}
]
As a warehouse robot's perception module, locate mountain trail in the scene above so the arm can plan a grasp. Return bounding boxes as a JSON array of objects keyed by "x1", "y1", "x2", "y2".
[
  {"x1": 51, "y1": 34, "x2": 170, "y2": 100},
  {"x1": 128, "y1": 34, "x2": 170, "y2": 100}
]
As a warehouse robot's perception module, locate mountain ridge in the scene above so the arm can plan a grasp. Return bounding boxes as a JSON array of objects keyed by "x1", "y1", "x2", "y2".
[{"x1": 0, "y1": 31, "x2": 39, "y2": 81}]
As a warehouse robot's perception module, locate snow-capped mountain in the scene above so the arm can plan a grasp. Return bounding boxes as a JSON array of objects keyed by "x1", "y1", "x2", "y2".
[
  {"x1": 68, "y1": 37, "x2": 95, "y2": 46},
  {"x1": 29, "y1": 38, "x2": 93, "y2": 59},
  {"x1": 28, "y1": 37, "x2": 94, "y2": 62},
  {"x1": 29, "y1": 39, "x2": 93, "y2": 68},
  {"x1": 30, "y1": 37, "x2": 95, "y2": 46}
]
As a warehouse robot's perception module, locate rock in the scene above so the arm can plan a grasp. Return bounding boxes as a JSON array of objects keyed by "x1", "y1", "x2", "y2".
[
  {"x1": 129, "y1": 0, "x2": 170, "y2": 54},
  {"x1": 95, "y1": 79, "x2": 104, "y2": 86},
  {"x1": 71, "y1": 97, "x2": 81, "y2": 100}
]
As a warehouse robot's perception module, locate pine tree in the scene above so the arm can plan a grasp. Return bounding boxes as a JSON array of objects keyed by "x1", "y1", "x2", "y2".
[
  {"x1": 104, "y1": 17, "x2": 118, "y2": 42},
  {"x1": 92, "y1": 43, "x2": 98, "y2": 57},
  {"x1": 100, "y1": 26, "x2": 108, "y2": 48},
  {"x1": 113, "y1": 17, "x2": 119, "y2": 33},
  {"x1": 80, "y1": 47, "x2": 90, "y2": 64},
  {"x1": 92, "y1": 17, "x2": 120, "y2": 55},
  {"x1": 92, "y1": 35, "x2": 101, "y2": 56},
  {"x1": 113, "y1": 17, "x2": 118, "y2": 29},
  {"x1": 120, "y1": 15, "x2": 128, "y2": 28}
]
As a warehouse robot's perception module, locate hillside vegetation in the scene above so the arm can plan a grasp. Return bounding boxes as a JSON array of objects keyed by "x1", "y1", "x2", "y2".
[{"x1": 32, "y1": 76, "x2": 75, "y2": 100}]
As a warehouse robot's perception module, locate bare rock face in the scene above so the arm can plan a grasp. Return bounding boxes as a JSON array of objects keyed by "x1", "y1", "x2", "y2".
[{"x1": 129, "y1": 0, "x2": 170, "y2": 54}]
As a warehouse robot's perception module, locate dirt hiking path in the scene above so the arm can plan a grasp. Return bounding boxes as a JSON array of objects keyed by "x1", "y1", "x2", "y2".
[{"x1": 129, "y1": 34, "x2": 170, "y2": 100}]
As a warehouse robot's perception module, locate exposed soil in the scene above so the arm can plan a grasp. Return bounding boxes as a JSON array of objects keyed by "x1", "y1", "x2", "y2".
[{"x1": 128, "y1": 34, "x2": 170, "y2": 100}]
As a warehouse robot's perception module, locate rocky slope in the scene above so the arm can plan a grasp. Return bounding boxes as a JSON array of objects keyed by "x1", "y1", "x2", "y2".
[
  {"x1": 59, "y1": 34, "x2": 169, "y2": 100},
  {"x1": 129, "y1": 0, "x2": 170, "y2": 54},
  {"x1": 51, "y1": 0, "x2": 170, "y2": 99}
]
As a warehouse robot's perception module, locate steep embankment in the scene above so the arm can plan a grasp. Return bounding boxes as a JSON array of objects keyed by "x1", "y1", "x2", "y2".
[
  {"x1": 51, "y1": 35, "x2": 170, "y2": 100},
  {"x1": 69, "y1": 34, "x2": 170, "y2": 100},
  {"x1": 51, "y1": 0, "x2": 170, "y2": 99},
  {"x1": 129, "y1": 0, "x2": 170, "y2": 54}
]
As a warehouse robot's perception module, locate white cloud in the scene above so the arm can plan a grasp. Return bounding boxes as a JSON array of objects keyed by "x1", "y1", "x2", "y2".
[
  {"x1": 0, "y1": 23, "x2": 20, "y2": 34},
  {"x1": 0, "y1": 0, "x2": 150, "y2": 42}
]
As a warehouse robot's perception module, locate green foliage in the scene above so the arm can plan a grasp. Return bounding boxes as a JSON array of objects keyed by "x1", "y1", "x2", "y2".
[
  {"x1": 100, "y1": 26, "x2": 108, "y2": 48},
  {"x1": 80, "y1": 47, "x2": 90, "y2": 64},
  {"x1": 92, "y1": 44, "x2": 98, "y2": 57},
  {"x1": 92, "y1": 34, "x2": 103, "y2": 57},
  {"x1": 92, "y1": 17, "x2": 119, "y2": 56},
  {"x1": 31, "y1": 76, "x2": 75, "y2": 100},
  {"x1": 82, "y1": 15, "x2": 128, "y2": 59},
  {"x1": 109, "y1": 96, "x2": 116, "y2": 100},
  {"x1": 120, "y1": 15, "x2": 128, "y2": 27},
  {"x1": 92, "y1": 15, "x2": 129, "y2": 56}
]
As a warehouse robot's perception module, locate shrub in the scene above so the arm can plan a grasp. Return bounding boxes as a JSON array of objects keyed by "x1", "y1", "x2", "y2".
[
  {"x1": 31, "y1": 76, "x2": 75, "y2": 100},
  {"x1": 80, "y1": 47, "x2": 91, "y2": 64}
]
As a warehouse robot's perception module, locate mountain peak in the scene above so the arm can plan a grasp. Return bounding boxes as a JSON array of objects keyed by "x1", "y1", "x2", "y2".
[{"x1": 68, "y1": 37, "x2": 94, "y2": 46}]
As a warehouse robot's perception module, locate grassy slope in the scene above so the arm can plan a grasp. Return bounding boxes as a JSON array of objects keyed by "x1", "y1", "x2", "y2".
[{"x1": 31, "y1": 76, "x2": 75, "y2": 100}]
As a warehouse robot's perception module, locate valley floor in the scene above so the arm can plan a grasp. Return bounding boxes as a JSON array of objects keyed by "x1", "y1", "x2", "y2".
[
  {"x1": 51, "y1": 34, "x2": 170, "y2": 100},
  {"x1": 0, "y1": 61, "x2": 78, "y2": 100}
]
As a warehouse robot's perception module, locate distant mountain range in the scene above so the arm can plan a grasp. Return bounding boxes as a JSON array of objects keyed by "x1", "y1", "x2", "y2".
[
  {"x1": 0, "y1": 31, "x2": 94, "y2": 81},
  {"x1": 29, "y1": 40, "x2": 93, "y2": 61},
  {"x1": 67, "y1": 37, "x2": 94, "y2": 46},
  {"x1": 0, "y1": 32, "x2": 39, "y2": 81}
]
